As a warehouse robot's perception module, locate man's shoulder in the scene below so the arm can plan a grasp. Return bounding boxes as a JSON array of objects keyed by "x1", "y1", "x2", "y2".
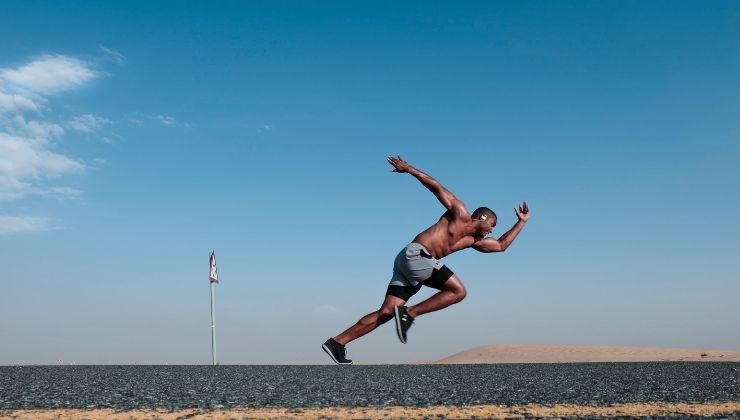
[{"x1": 440, "y1": 208, "x2": 471, "y2": 221}]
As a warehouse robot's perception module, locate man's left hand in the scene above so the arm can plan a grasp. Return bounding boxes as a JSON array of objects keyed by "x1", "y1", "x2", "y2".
[{"x1": 515, "y1": 201, "x2": 530, "y2": 222}]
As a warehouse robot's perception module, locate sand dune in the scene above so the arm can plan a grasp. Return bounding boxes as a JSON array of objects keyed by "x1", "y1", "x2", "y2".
[{"x1": 433, "y1": 344, "x2": 740, "y2": 364}]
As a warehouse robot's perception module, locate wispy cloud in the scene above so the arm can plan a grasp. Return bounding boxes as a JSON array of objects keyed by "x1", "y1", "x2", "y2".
[
  {"x1": 0, "y1": 54, "x2": 98, "y2": 95},
  {"x1": 0, "y1": 132, "x2": 83, "y2": 200},
  {"x1": 157, "y1": 115, "x2": 176, "y2": 125},
  {"x1": 66, "y1": 114, "x2": 111, "y2": 133},
  {"x1": 258, "y1": 123, "x2": 274, "y2": 134},
  {"x1": 0, "y1": 91, "x2": 39, "y2": 114},
  {"x1": 0, "y1": 53, "x2": 109, "y2": 213},
  {"x1": 99, "y1": 46, "x2": 125, "y2": 65},
  {"x1": 0, "y1": 54, "x2": 99, "y2": 203},
  {"x1": 10, "y1": 116, "x2": 64, "y2": 141},
  {"x1": 132, "y1": 113, "x2": 191, "y2": 128},
  {"x1": 0, "y1": 215, "x2": 50, "y2": 235}
]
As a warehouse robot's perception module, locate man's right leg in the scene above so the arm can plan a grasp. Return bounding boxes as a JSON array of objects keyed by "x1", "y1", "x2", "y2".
[{"x1": 333, "y1": 294, "x2": 406, "y2": 345}]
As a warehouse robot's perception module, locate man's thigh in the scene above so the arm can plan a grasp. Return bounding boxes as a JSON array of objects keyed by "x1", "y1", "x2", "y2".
[
  {"x1": 424, "y1": 274, "x2": 465, "y2": 294},
  {"x1": 385, "y1": 283, "x2": 422, "y2": 304},
  {"x1": 380, "y1": 293, "x2": 407, "y2": 311},
  {"x1": 422, "y1": 265, "x2": 457, "y2": 291}
]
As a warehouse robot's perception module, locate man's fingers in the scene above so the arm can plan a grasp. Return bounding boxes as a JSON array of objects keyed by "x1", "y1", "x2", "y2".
[
  {"x1": 388, "y1": 156, "x2": 403, "y2": 172},
  {"x1": 515, "y1": 202, "x2": 529, "y2": 217}
]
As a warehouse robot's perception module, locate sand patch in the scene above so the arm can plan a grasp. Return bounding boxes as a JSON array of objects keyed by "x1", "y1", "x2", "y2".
[
  {"x1": 3, "y1": 402, "x2": 740, "y2": 419},
  {"x1": 433, "y1": 344, "x2": 740, "y2": 364}
]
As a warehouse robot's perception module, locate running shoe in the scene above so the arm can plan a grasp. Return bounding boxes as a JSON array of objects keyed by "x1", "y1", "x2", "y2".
[
  {"x1": 394, "y1": 306, "x2": 415, "y2": 344},
  {"x1": 322, "y1": 338, "x2": 353, "y2": 365}
]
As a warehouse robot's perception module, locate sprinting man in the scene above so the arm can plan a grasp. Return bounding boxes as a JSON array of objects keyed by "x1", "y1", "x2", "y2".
[{"x1": 322, "y1": 155, "x2": 530, "y2": 365}]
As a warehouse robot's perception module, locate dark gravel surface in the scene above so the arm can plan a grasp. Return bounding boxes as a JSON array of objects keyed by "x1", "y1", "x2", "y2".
[{"x1": 1, "y1": 362, "x2": 738, "y2": 410}]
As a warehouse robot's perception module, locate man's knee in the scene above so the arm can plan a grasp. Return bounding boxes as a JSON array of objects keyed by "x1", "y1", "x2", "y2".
[
  {"x1": 444, "y1": 275, "x2": 466, "y2": 303},
  {"x1": 459, "y1": 288, "x2": 467, "y2": 302},
  {"x1": 453, "y1": 287, "x2": 466, "y2": 303},
  {"x1": 377, "y1": 307, "x2": 394, "y2": 324},
  {"x1": 447, "y1": 282, "x2": 467, "y2": 303}
]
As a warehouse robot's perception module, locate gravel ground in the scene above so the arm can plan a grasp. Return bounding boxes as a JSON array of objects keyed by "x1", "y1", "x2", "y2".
[{"x1": 1, "y1": 362, "x2": 738, "y2": 410}]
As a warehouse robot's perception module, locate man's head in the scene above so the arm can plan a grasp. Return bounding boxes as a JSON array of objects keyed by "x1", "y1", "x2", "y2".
[{"x1": 471, "y1": 206, "x2": 497, "y2": 237}]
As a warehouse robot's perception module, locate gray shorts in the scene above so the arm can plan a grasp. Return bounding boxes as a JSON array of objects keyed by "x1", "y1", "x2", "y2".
[{"x1": 387, "y1": 243, "x2": 454, "y2": 300}]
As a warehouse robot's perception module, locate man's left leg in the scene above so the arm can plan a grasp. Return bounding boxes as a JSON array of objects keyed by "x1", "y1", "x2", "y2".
[
  {"x1": 334, "y1": 293, "x2": 406, "y2": 345},
  {"x1": 322, "y1": 293, "x2": 410, "y2": 365}
]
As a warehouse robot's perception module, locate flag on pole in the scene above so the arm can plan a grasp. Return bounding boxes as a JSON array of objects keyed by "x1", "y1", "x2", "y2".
[{"x1": 209, "y1": 250, "x2": 219, "y2": 283}]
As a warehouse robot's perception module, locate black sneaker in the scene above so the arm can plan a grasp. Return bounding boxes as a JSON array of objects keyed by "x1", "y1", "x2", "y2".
[
  {"x1": 394, "y1": 306, "x2": 414, "y2": 344},
  {"x1": 322, "y1": 338, "x2": 353, "y2": 365}
]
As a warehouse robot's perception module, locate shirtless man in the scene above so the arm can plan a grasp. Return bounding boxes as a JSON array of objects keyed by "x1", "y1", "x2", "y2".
[{"x1": 322, "y1": 155, "x2": 530, "y2": 365}]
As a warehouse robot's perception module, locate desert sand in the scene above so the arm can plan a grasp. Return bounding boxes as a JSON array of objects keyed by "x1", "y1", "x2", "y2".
[
  {"x1": 433, "y1": 344, "x2": 740, "y2": 364},
  {"x1": 4, "y1": 403, "x2": 740, "y2": 419}
]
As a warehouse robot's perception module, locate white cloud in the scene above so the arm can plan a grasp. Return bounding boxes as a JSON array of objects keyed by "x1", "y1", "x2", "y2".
[
  {"x1": 0, "y1": 215, "x2": 50, "y2": 235},
  {"x1": 48, "y1": 186, "x2": 83, "y2": 199},
  {"x1": 0, "y1": 175, "x2": 33, "y2": 201},
  {"x1": 0, "y1": 91, "x2": 40, "y2": 114},
  {"x1": 12, "y1": 116, "x2": 64, "y2": 142},
  {"x1": 127, "y1": 117, "x2": 143, "y2": 126},
  {"x1": 0, "y1": 132, "x2": 83, "y2": 194},
  {"x1": 130, "y1": 113, "x2": 190, "y2": 128},
  {"x1": 0, "y1": 54, "x2": 101, "y2": 205},
  {"x1": 157, "y1": 115, "x2": 176, "y2": 125},
  {"x1": 66, "y1": 114, "x2": 110, "y2": 133},
  {"x1": 0, "y1": 54, "x2": 98, "y2": 95}
]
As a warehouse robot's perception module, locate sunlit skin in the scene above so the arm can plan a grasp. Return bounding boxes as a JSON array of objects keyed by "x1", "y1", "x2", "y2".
[{"x1": 333, "y1": 156, "x2": 529, "y2": 346}]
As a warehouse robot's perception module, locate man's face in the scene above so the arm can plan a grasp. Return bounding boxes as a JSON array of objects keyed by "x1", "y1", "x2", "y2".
[{"x1": 477, "y1": 217, "x2": 496, "y2": 237}]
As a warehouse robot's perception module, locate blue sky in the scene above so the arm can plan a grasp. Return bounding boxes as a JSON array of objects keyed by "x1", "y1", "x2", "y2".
[{"x1": 1, "y1": 1, "x2": 739, "y2": 364}]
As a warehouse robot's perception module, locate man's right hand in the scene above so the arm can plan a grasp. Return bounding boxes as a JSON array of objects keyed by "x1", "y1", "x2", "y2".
[{"x1": 388, "y1": 155, "x2": 412, "y2": 173}]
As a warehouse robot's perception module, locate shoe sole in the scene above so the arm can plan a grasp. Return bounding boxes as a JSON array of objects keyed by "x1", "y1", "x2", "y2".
[
  {"x1": 322, "y1": 343, "x2": 352, "y2": 365},
  {"x1": 394, "y1": 306, "x2": 407, "y2": 344}
]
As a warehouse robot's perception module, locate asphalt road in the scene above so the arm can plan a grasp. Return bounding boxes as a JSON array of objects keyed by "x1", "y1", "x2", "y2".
[{"x1": 1, "y1": 362, "x2": 738, "y2": 410}]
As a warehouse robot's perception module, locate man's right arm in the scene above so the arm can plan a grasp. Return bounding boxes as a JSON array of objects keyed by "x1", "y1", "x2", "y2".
[{"x1": 387, "y1": 155, "x2": 466, "y2": 215}]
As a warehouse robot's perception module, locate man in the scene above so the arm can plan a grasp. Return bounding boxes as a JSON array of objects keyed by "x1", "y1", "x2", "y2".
[{"x1": 322, "y1": 155, "x2": 530, "y2": 365}]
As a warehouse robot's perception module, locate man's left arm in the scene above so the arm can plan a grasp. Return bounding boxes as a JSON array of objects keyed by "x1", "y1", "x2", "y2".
[{"x1": 473, "y1": 202, "x2": 529, "y2": 253}]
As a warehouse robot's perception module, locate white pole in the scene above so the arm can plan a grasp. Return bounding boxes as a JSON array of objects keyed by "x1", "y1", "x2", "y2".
[{"x1": 210, "y1": 280, "x2": 217, "y2": 365}]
